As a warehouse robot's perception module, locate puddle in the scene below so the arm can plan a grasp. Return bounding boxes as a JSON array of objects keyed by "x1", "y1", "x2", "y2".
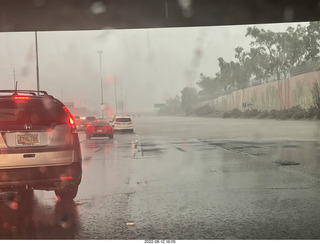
[{"x1": 273, "y1": 160, "x2": 300, "y2": 166}]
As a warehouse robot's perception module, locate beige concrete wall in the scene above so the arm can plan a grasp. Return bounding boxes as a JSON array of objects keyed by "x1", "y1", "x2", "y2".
[{"x1": 199, "y1": 71, "x2": 320, "y2": 112}]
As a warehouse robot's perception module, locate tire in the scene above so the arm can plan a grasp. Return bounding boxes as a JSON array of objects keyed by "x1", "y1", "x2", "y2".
[
  {"x1": 109, "y1": 134, "x2": 113, "y2": 139},
  {"x1": 55, "y1": 185, "x2": 78, "y2": 201}
]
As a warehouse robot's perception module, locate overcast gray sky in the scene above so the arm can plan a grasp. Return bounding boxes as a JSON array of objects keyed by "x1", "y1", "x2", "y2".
[{"x1": 0, "y1": 22, "x2": 308, "y2": 115}]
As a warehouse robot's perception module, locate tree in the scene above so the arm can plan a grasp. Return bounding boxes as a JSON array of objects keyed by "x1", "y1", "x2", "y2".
[
  {"x1": 180, "y1": 87, "x2": 199, "y2": 114},
  {"x1": 196, "y1": 22, "x2": 320, "y2": 104},
  {"x1": 197, "y1": 73, "x2": 223, "y2": 100},
  {"x1": 158, "y1": 95, "x2": 181, "y2": 115},
  {"x1": 304, "y1": 22, "x2": 320, "y2": 62},
  {"x1": 245, "y1": 24, "x2": 320, "y2": 81}
]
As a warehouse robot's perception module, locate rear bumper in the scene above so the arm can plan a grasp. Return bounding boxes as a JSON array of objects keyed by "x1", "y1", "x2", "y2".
[
  {"x1": 87, "y1": 133, "x2": 113, "y2": 137},
  {"x1": 0, "y1": 162, "x2": 82, "y2": 191},
  {"x1": 113, "y1": 127, "x2": 133, "y2": 131}
]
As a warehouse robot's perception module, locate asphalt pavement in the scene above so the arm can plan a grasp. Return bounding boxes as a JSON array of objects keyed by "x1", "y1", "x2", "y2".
[{"x1": 1, "y1": 116, "x2": 320, "y2": 240}]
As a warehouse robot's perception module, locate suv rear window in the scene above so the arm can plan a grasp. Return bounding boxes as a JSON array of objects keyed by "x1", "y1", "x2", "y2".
[
  {"x1": 115, "y1": 118, "x2": 132, "y2": 122},
  {"x1": 0, "y1": 97, "x2": 68, "y2": 126}
]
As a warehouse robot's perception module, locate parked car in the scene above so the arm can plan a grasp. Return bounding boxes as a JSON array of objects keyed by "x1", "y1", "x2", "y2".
[
  {"x1": 0, "y1": 90, "x2": 82, "y2": 201},
  {"x1": 86, "y1": 120, "x2": 114, "y2": 139},
  {"x1": 110, "y1": 116, "x2": 134, "y2": 132}
]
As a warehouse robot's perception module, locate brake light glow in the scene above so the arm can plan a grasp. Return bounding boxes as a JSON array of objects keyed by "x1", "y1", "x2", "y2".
[
  {"x1": 105, "y1": 126, "x2": 111, "y2": 129},
  {"x1": 13, "y1": 96, "x2": 30, "y2": 103},
  {"x1": 60, "y1": 176, "x2": 73, "y2": 180},
  {"x1": 63, "y1": 106, "x2": 75, "y2": 125},
  {"x1": 14, "y1": 96, "x2": 30, "y2": 100}
]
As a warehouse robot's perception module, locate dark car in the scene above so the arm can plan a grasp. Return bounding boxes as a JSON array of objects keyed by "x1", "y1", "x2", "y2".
[
  {"x1": 75, "y1": 118, "x2": 88, "y2": 131},
  {"x1": 0, "y1": 90, "x2": 82, "y2": 201},
  {"x1": 86, "y1": 116, "x2": 96, "y2": 122},
  {"x1": 86, "y1": 120, "x2": 114, "y2": 139}
]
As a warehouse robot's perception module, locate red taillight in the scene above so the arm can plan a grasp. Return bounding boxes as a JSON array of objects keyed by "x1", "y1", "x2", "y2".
[
  {"x1": 13, "y1": 96, "x2": 30, "y2": 103},
  {"x1": 114, "y1": 122, "x2": 118, "y2": 125},
  {"x1": 60, "y1": 176, "x2": 73, "y2": 180},
  {"x1": 63, "y1": 106, "x2": 75, "y2": 126},
  {"x1": 87, "y1": 126, "x2": 94, "y2": 130},
  {"x1": 105, "y1": 126, "x2": 111, "y2": 129}
]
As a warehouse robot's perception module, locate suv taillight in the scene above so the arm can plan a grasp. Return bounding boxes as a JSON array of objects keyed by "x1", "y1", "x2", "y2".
[{"x1": 63, "y1": 106, "x2": 77, "y2": 133}]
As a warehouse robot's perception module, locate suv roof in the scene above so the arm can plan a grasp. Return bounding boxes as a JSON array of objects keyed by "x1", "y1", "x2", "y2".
[
  {"x1": 0, "y1": 89, "x2": 52, "y2": 97},
  {"x1": 0, "y1": 89, "x2": 74, "y2": 127}
]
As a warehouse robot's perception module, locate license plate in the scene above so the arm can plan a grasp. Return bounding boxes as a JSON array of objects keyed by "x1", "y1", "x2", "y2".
[
  {"x1": 97, "y1": 130, "x2": 102, "y2": 132},
  {"x1": 16, "y1": 133, "x2": 39, "y2": 146}
]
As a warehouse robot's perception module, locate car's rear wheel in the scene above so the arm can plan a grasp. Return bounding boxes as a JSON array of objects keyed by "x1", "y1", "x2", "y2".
[
  {"x1": 109, "y1": 134, "x2": 113, "y2": 139},
  {"x1": 55, "y1": 185, "x2": 78, "y2": 201}
]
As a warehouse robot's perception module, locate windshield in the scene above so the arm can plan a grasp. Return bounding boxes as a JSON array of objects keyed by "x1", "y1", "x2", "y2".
[{"x1": 1, "y1": 9, "x2": 320, "y2": 241}]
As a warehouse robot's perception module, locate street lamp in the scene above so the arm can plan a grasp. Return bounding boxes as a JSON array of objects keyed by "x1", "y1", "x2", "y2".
[
  {"x1": 35, "y1": 31, "x2": 40, "y2": 94},
  {"x1": 98, "y1": 51, "x2": 104, "y2": 119},
  {"x1": 114, "y1": 75, "x2": 118, "y2": 115}
]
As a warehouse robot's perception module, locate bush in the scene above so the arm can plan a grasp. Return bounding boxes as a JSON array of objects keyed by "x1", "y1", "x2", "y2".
[
  {"x1": 243, "y1": 109, "x2": 259, "y2": 118},
  {"x1": 306, "y1": 106, "x2": 317, "y2": 119},
  {"x1": 222, "y1": 112, "x2": 231, "y2": 118},
  {"x1": 279, "y1": 110, "x2": 290, "y2": 120},
  {"x1": 194, "y1": 104, "x2": 214, "y2": 116},
  {"x1": 257, "y1": 110, "x2": 269, "y2": 119},
  {"x1": 230, "y1": 108, "x2": 242, "y2": 118},
  {"x1": 311, "y1": 82, "x2": 320, "y2": 117},
  {"x1": 269, "y1": 109, "x2": 280, "y2": 119},
  {"x1": 289, "y1": 106, "x2": 306, "y2": 120},
  {"x1": 219, "y1": 106, "x2": 311, "y2": 120}
]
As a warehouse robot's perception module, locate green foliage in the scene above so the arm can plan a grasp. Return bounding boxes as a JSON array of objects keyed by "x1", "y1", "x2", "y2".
[
  {"x1": 194, "y1": 104, "x2": 214, "y2": 116},
  {"x1": 230, "y1": 108, "x2": 242, "y2": 117},
  {"x1": 180, "y1": 87, "x2": 199, "y2": 114},
  {"x1": 197, "y1": 73, "x2": 222, "y2": 100},
  {"x1": 197, "y1": 22, "x2": 320, "y2": 101},
  {"x1": 311, "y1": 82, "x2": 320, "y2": 118},
  {"x1": 219, "y1": 106, "x2": 313, "y2": 120},
  {"x1": 157, "y1": 95, "x2": 182, "y2": 115},
  {"x1": 244, "y1": 109, "x2": 259, "y2": 118}
]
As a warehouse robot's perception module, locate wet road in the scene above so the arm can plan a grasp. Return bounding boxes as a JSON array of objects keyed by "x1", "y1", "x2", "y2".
[{"x1": 1, "y1": 116, "x2": 320, "y2": 239}]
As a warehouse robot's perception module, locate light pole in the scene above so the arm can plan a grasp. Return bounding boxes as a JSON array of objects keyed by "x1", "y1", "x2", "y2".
[
  {"x1": 35, "y1": 31, "x2": 40, "y2": 94},
  {"x1": 98, "y1": 51, "x2": 104, "y2": 119},
  {"x1": 114, "y1": 75, "x2": 118, "y2": 115}
]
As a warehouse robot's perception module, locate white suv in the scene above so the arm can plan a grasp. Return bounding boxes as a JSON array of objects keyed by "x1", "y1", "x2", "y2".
[
  {"x1": 0, "y1": 90, "x2": 82, "y2": 201},
  {"x1": 111, "y1": 116, "x2": 134, "y2": 132}
]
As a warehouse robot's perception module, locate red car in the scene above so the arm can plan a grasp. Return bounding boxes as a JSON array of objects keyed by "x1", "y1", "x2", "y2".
[{"x1": 86, "y1": 121, "x2": 114, "y2": 139}]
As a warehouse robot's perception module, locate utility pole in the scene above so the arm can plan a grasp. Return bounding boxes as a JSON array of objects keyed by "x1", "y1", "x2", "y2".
[
  {"x1": 114, "y1": 76, "x2": 118, "y2": 115},
  {"x1": 98, "y1": 51, "x2": 104, "y2": 119},
  {"x1": 13, "y1": 68, "x2": 16, "y2": 89},
  {"x1": 35, "y1": 31, "x2": 40, "y2": 94}
]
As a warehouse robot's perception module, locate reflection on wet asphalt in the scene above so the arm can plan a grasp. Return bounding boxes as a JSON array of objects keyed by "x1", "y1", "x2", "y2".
[
  {"x1": 1, "y1": 117, "x2": 320, "y2": 239},
  {"x1": 0, "y1": 191, "x2": 79, "y2": 239}
]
